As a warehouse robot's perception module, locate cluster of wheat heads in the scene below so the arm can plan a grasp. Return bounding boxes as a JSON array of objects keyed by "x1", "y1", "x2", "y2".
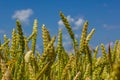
[{"x1": 0, "y1": 12, "x2": 120, "y2": 80}]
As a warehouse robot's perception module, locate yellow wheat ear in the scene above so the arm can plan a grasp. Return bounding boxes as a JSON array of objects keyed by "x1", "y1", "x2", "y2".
[
  {"x1": 11, "y1": 29, "x2": 17, "y2": 57},
  {"x1": 73, "y1": 71, "x2": 81, "y2": 80},
  {"x1": 16, "y1": 20, "x2": 25, "y2": 54},
  {"x1": 1, "y1": 68, "x2": 12, "y2": 80},
  {"x1": 59, "y1": 11, "x2": 78, "y2": 46},
  {"x1": 79, "y1": 21, "x2": 88, "y2": 54},
  {"x1": 32, "y1": 19, "x2": 38, "y2": 54},
  {"x1": 0, "y1": 39, "x2": 10, "y2": 50},
  {"x1": 86, "y1": 28, "x2": 95, "y2": 45},
  {"x1": 36, "y1": 62, "x2": 50, "y2": 80},
  {"x1": 42, "y1": 24, "x2": 51, "y2": 51},
  {"x1": 40, "y1": 36, "x2": 56, "y2": 62}
]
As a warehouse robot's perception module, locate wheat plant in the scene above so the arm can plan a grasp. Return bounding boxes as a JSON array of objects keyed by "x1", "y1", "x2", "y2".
[{"x1": 0, "y1": 12, "x2": 120, "y2": 80}]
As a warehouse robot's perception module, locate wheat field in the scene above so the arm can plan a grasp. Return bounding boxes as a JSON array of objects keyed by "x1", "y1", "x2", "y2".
[{"x1": 0, "y1": 12, "x2": 120, "y2": 80}]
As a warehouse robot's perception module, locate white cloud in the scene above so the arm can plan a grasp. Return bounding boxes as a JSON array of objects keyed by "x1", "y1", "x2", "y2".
[
  {"x1": 66, "y1": 15, "x2": 74, "y2": 22},
  {"x1": 75, "y1": 18, "x2": 84, "y2": 27},
  {"x1": 12, "y1": 9, "x2": 33, "y2": 23},
  {"x1": 58, "y1": 15, "x2": 74, "y2": 28},
  {"x1": 63, "y1": 40, "x2": 75, "y2": 53},
  {"x1": 58, "y1": 20, "x2": 64, "y2": 27},
  {"x1": 58, "y1": 15, "x2": 84, "y2": 30},
  {"x1": 73, "y1": 18, "x2": 84, "y2": 30},
  {"x1": 103, "y1": 24, "x2": 120, "y2": 30}
]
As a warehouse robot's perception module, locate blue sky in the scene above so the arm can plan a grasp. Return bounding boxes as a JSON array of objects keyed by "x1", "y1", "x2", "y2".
[{"x1": 0, "y1": 0, "x2": 120, "y2": 52}]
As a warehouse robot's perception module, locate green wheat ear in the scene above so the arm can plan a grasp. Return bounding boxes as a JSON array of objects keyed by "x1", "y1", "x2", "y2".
[
  {"x1": 86, "y1": 28, "x2": 95, "y2": 45},
  {"x1": 0, "y1": 39, "x2": 10, "y2": 50},
  {"x1": 40, "y1": 36, "x2": 56, "y2": 62},
  {"x1": 79, "y1": 21, "x2": 88, "y2": 54},
  {"x1": 42, "y1": 24, "x2": 51, "y2": 51},
  {"x1": 16, "y1": 20, "x2": 25, "y2": 54},
  {"x1": 36, "y1": 62, "x2": 50, "y2": 80},
  {"x1": 59, "y1": 11, "x2": 78, "y2": 46},
  {"x1": 32, "y1": 19, "x2": 38, "y2": 54},
  {"x1": 56, "y1": 29, "x2": 63, "y2": 80}
]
